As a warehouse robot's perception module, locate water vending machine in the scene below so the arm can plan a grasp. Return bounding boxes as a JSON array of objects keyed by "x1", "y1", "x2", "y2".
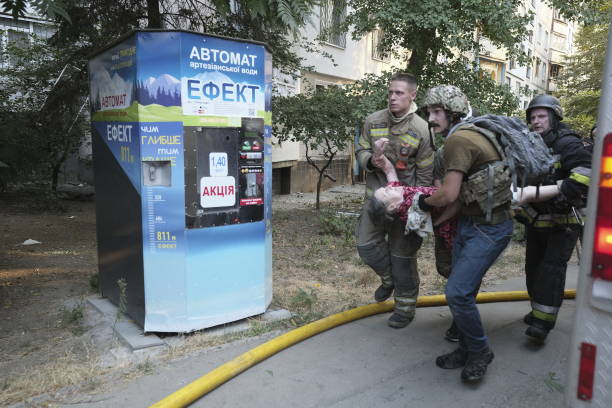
[{"x1": 88, "y1": 30, "x2": 273, "y2": 332}]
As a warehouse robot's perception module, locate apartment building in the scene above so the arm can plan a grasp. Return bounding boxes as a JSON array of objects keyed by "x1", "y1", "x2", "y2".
[
  {"x1": 3, "y1": 1, "x2": 576, "y2": 194},
  {"x1": 479, "y1": 0, "x2": 577, "y2": 110}
]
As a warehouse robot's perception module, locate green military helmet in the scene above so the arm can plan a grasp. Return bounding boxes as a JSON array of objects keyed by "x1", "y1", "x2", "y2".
[
  {"x1": 422, "y1": 85, "x2": 470, "y2": 116},
  {"x1": 526, "y1": 94, "x2": 563, "y2": 122}
]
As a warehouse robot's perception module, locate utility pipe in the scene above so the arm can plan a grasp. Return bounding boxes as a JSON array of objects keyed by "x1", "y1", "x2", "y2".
[{"x1": 150, "y1": 289, "x2": 576, "y2": 408}]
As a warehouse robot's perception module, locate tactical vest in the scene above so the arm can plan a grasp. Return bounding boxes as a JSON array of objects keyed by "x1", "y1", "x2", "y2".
[{"x1": 452, "y1": 124, "x2": 512, "y2": 223}]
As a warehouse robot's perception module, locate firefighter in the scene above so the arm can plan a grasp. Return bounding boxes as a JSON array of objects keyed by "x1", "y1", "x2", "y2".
[
  {"x1": 417, "y1": 85, "x2": 513, "y2": 382},
  {"x1": 355, "y1": 72, "x2": 434, "y2": 328},
  {"x1": 519, "y1": 94, "x2": 592, "y2": 341}
]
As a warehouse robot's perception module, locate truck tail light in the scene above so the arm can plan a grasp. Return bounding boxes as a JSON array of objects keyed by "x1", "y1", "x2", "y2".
[
  {"x1": 592, "y1": 133, "x2": 612, "y2": 281},
  {"x1": 577, "y1": 342, "x2": 597, "y2": 401}
]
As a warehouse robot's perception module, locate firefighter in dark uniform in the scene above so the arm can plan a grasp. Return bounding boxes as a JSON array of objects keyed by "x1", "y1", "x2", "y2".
[
  {"x1": 355, "y1": 72, "x2": 433, "y2": 328},
  {"x1": 519, "y1": 94, "x2": 592, "y2": 341}
]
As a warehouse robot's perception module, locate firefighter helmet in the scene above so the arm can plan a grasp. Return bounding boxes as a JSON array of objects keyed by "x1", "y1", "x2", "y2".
[{"x1": 526, "y1": 94, "x2": 564, "y2": 122}]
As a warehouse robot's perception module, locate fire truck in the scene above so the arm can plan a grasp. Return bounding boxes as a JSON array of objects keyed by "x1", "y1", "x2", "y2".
[{"x1": 565, "y1": 15, "x2": 612, "y2": 408}]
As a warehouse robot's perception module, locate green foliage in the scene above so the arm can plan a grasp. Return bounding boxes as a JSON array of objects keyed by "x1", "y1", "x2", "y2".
[
  {"x1": 273, "y1": 85, "x2": 358, "y2": 208},
  {"x1": 564, "y1": 113, "x2": 597, "y2": 140},
  {"x1": 289, "y1": 287, "x2": 322, "y2": 323},
  {"x1": 418, "y1": 60, "x2": 521, "y2": 116},
  {"x1": 116, "y1": 278, "x2": 128, "y2": 321},
  {"x1": 346, "y1": 0, "x2": 606, "y2": 76},
  {"x1": 511, "y1": 222, "x2": 525, "y2": 243},
  {"x1": 544, "y1": 371, "x2": 565, "y2": 393},
  {"x1": 346, "y1": 0, "x2": 531, "y2": 75},
  {"x1": 349, "y1": 60, "x2": 522, "y2": 120},
  {"x1": 1, "y1": 0, "x2": 322, "y2": 190},
  {"x1": 62, "y1": 302, "x2": 84, "y2": 323},
  {"x1": 545, "y1": 0, "x2": 610, "y2": 24},
  {"x1": 290, "y1": 287, "x2": 317, "y2": 307},
  {"x1": 60, "y1": 300, "x2": 86, "y2": 335},
  {"x1": 1, "y1": 0, "x2": 71, "y2": 21},
  {"x1": 0, "y1": 34, "x2": 88, "y2": 191},
  {"x1": 89, "y1": 273, "x2": 99, "y2": 292},
  {"x1": 318, "y1": 212, "x2": 355, "y2": 245},
  {"x1": 211, "y1": 0, "x2": 316, "y2": 36},
  {"x1": 164, "y1": 0, "x2": 323, "y2": 77},
  {"x1": 558, "y1": 18, "x2": 609, "y2": 135}
]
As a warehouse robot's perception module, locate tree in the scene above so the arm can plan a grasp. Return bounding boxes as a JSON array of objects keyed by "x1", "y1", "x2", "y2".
[
  {"x1": 1, "y1": 0, "x2": 71, "y2": 21},
  {"x1": 0, "y1": 36, "x2": 87, "y2": 191},
  {"x1": 350, "y1": 60, "x2": 520, "y2": 121},
  {"x1": 345, "y1": 0, "x2": 607, "y2": 77},
  {"x1": 345, "y1": 0, "x2": 531, "y2": 77},
  {"x1": 558, "y1": 19, "x2": 609, "y2": 136},
  {"x1": 273, "y1": 85, "x2": 359, "y2": 209},
  {"x1": 0, "y1": 0, "x2": 322, "y2": 190},
  {"x1": 161, "y1": 0, "x2": 322, "y2": 77}
]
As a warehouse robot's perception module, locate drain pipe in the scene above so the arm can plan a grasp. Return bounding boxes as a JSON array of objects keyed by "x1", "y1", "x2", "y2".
[{"x1": 150, "y1": 289, "x2": 576, "y2": 408}]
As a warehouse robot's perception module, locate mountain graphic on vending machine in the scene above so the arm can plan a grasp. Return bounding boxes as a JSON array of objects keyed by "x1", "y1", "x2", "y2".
[
  {"x1": 137, "y1": 73, "x2": 181, "y2": 107},
  {"x1": 90, "y1": 69, "x2": 133, "y2": 111}
]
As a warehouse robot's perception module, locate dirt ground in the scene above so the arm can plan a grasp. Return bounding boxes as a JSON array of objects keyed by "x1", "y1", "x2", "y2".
[{"x1": 0, "y1": 185, "x2": 528, "y2": 406}]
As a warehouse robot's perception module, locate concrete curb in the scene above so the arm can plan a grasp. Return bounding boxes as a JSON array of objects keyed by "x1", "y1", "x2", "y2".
[{"x1": 87, "y1": 296, "x2": 292, "y2": 351}]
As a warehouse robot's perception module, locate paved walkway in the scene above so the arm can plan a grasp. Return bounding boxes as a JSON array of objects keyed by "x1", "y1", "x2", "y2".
[{"x1": 54, "y1": 266, "x2": 579, "y2": 408}]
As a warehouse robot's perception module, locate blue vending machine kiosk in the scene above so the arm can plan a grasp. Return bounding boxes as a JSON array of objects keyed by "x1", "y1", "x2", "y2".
[{"x1": 88, "y1": 30, "x2": 273, "y2": 332}]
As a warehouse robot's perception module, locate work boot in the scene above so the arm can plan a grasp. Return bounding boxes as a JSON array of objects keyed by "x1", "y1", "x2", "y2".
[
  {"x1": 461, "y1": 347, "x2": 495, "y2": 382},
  {"x1": 374, "y1": 284, "x2": 394, "y2": 302},
  {"x1": 444, "y1": 321, "x2": 461, "y2": 342},
  {"x1": 525, "y1": 317, "x2": 553, "y2": 342},
  {"x1": 387, "y1": 311, "x2": 414, "y2": 328},
  {"x1": 435, "y1": 348, "x2": 468, "y2": 369},
  {"x1": 523, "y1": 312, "x2": 534, "y2": 325},
  {"x1": 525, "y1": 325, "x2": 549, "y2": 342}
]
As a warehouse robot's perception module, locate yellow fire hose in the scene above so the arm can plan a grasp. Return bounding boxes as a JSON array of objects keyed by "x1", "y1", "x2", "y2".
[{"x1": 150, "y1": 289, "x2": 576, "y2": 408}]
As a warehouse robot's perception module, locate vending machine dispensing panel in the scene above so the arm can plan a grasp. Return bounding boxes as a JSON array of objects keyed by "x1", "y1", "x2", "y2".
[{"x1": 184, "y1": 117, "x2": 264, "y2": 229}]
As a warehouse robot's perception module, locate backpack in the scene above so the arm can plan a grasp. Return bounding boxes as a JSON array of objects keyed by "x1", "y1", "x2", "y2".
[{"x1": 464, "y1": 114, "x2": 556, "y2": 188}]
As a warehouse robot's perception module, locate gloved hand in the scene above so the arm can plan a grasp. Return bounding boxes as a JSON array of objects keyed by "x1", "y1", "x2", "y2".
[{"x1": 417, "y1": 193, "x2": 433, "y2": 212}]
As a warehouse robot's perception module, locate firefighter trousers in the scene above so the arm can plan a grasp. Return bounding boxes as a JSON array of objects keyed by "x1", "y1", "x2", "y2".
[
  {"x1": 525, "y1": 224, "x2": 580, "y2": 327},
  {"x1": 356, "y1": 201, "x2": 423, "y2": 316}
]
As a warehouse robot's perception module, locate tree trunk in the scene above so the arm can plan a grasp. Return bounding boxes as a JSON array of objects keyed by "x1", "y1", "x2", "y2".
[
  {"x1": 314, "y1": 153, "x2": 335, "y2": 210},
  {"x1": 147, "y1": 0, "x2": 162, "y2": 28},
  {"x1": 304, "y1": 143, "x2": 336, "y2": 210},
  {"x1": 405, "y1": 29, "x2": 437, "y2": 76}
]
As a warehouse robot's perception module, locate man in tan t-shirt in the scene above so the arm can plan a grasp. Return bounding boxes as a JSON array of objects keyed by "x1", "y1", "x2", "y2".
[{"x1": 417, "y1": 85, "x2": 513, "y2": 383}]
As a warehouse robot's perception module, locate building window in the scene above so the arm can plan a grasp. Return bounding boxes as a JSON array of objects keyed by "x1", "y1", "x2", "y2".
[
  {"x1": 6, "y1": 29, "x2": 30, "y2": 67},
  {"x1": 552, "y1": 33, "x2": 566, "y2": 51},
  {"x1": 506, "y1": 76, "x2": 511, "y2": 87},
  {"x1": 1, "y1": 16, "x2": 54, "y2": 67},
  {"x1": 550, "y1": 64, "x2": 562, "y2": 79},
  {"x1": 526, "y1": 50, "x2": 532, "y2": 79},
  {"x1": 371, "y1": 28, "x2": 388, "y2": 61},
  {"x1": 535, "y1": 57, "x2": 541, "y2": 77},
  {"x1": 542, "y1": 62, "x2": 547, "y2": 80},
  {"x1": 544, "y1": 30, "x2": 549, "y2": 48},
  {"x1": 538, "y1": 23, "x2": 542, "y2": 44},
  {"x1": 553, "y1": 9, "x2": 563, "y2": 21},
  {"x1": 509, "y1": 58, "x2": 516, "y2": 70},
  {"x1": 320, "y1": 0, "x2": 347, "y2": 48}
]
